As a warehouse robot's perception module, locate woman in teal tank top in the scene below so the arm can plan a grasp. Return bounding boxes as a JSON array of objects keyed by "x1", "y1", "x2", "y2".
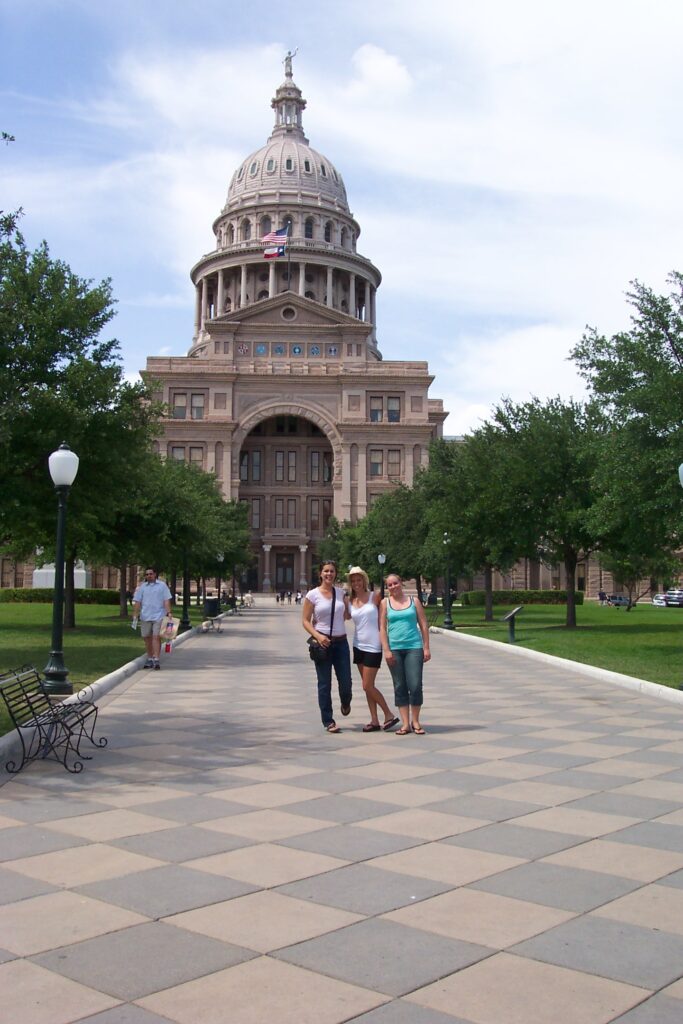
[{"x1": 380, "y1": 573, "x2": 431, "y2": 734}]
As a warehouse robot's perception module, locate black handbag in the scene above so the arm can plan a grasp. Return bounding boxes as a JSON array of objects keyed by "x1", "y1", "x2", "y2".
[{"x1": 307, "y1": 588, "x2": 336, "y2": 662}]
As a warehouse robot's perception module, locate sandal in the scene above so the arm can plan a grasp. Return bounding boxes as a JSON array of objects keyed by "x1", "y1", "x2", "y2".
[
  {"x1": 326, "y1": 722, "x2": 341, "y2": 733},
  {"x1": 382, "y1": 717, "x2": 399, "y2": 731},
  {"x1": 412, "y1": 724, "x2": 426, "y2": 734},
  {"x1": 362, "y1": 723, "x2": 381, "y2": 732},
  {"x1": 395, "y1": 726, "x2": 411, "y2": 735}
]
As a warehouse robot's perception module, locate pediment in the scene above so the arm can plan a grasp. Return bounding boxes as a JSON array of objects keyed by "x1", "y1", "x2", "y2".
[{"x1": 208, "y1": 293, "x2": 366, "y2": 331}]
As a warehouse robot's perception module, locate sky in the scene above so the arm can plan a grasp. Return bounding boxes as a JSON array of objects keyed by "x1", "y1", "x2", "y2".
[{"x1": 2, "y1": 0, "x2": 682, "y2": 434}]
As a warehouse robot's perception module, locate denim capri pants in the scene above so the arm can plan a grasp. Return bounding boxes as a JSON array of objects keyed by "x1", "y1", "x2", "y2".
[{"x1": 388, "y1": 647, "x2": 424, "y2": 707}]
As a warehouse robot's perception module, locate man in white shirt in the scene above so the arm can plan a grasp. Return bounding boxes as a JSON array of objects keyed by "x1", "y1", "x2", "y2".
[{"x1": 133, "y1": 568, "x2": 172, "y2": 670}]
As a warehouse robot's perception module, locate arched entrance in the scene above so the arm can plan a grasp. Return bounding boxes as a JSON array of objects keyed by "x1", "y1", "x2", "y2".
[{"x1": 237, "y1": 413, "x2": 335, "y2": 591}]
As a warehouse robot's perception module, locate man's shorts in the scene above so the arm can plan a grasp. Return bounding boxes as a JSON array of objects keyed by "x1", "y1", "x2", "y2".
[
  {"x1": 353, "y1": 647, "x2": 382, "y2": 669},
  {"x1": 140, "y1": 619, "x2": 163, "y2": 638}
]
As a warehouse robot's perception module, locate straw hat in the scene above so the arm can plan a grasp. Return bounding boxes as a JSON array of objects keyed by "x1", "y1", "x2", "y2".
[{"x1": 347, "y1": 566, "x2": 370, "y2": 589}]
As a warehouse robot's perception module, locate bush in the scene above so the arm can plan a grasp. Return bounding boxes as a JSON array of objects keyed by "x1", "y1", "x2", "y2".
[
  {"x1": 461, "y1": 589, "x2": 584, "y2": 606},
  {"x1": 0, "y1": 588, "x2": 119, "y2": 605}
]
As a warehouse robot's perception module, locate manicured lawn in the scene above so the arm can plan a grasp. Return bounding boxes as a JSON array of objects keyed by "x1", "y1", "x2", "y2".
[
  {"x1": 429, "y1": 601, "x2": 683, "y2": 691},
  {"x1": 0, "y1": 603, "x2": 206, "y2": 737}
]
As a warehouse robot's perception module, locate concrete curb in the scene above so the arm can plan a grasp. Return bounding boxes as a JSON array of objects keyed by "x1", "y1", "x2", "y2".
[
  {"x1": 431, "y1": 626, "x2": 683, "y2": 706},
  {"x1": 0, "y1": 624, "x2": 201, "y2": 778}
]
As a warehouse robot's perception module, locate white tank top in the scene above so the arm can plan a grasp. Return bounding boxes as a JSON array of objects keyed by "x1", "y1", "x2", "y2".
[{"x1": 350, "y1": 592, "x2": 381, "y2": 652}]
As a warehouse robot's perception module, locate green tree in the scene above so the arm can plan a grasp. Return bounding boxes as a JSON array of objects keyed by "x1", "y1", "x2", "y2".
[{"x1": 491, "y1": 397, "x2": 604, "y2": 628}]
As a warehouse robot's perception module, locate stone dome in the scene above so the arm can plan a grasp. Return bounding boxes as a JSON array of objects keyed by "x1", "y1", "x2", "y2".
[{"x1": 223, "y1": 56, "x2": 349, "y2": 214}]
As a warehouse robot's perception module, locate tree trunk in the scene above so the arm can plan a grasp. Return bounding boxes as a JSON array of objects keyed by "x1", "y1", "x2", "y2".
[
  {"x1": 564, "y1": 552, "x2": 578, "y2": 628},
  {"x1": 119, "y1": 562, "x2": 129, "y2": 618},
  {"x1": 64, "y1": 553, "x2": 76, "y2": 629},
  {"x1": 484, "y1": 564, "x2": 494, "y2": 622}
]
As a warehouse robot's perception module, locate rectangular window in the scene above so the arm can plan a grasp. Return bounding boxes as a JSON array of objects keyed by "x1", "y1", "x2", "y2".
[
  {"x1": 171, "y1": 446, "x2": 185, "y2": 461},
  {"x1": 240, "y1": 452, "x2": 249, "y2": 482},
  {"x1": 388, "y1": 449, "x2": 401, "y2": 479},
  {"x1": 288, "y1": 451, "x2": 296, "y2": 482},
  {"x1": 189, "y1": 447, "x2": 203, "y2": 467},
  {"x1": 410, "y1": 395, "x2": 423, "y2": 413},
  {"x1": 275, "y1": 499, "x2": 284, "y2": 528},
  {"x1": 251, "y1": 498, "x2": 260, "y2": 529},
  {"x1": 323, "y1": 452, "x2": 333, "y2": 483},
  {"x1": 322, "y1": 499, "x2": 332, "y2": 530},
  {"x1": 370, "y1": 450, "x2": 383, "y2": 477},
  {"x1": 310, "y1": 498, "x2": 320, "y2": 531},
  {"x1": 190, "y1": 394, "x2": 205, "y2": 420},
  {"x1": 287, "y1": 498, "x2": 296, "y2": 529},
  {"x1": 275, "y1": 451, "x2": 284, "y2": 482},
  {"x1": 387, "y1": 397, "x2": 401, "y2": 422},
  {"x1": 171, "y1": 394, "x2": 187, "y2": 420},
  {"x1": 310, "y1": 451, "x2": 320, "y2": 483},
  {"x1": 370, "y1": 396, "x2": 383, "y2": 423},
  {"x1": 252, "y1": 451, "x2": 261, "y2": 482}
]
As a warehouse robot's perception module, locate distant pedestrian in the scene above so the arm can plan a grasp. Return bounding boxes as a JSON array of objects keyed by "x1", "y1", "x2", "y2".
[
  {"x1": 380, "y1": 572, "x2": 431, "y2": 734},
  {"x1": 132, "y1": 567, "x2": 172, "y2": 670},
  {"x1": 287, "y1": 590, "x2": 293, "y2": 604}
]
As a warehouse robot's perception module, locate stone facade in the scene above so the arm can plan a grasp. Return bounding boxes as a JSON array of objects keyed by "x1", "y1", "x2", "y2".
[{"x1": 143, "y1": 59, "x2": 445, "y2": 592}]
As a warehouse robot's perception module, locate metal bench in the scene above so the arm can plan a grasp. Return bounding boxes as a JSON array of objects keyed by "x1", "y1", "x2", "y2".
[{"x1": 0, "y1": 665, "x2": 107, "y2": 775}]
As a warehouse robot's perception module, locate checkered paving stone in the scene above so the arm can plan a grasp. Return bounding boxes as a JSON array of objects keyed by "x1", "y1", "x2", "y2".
[{"x1": 1, "y1": 602, "x2": 683, "y2": 1022}]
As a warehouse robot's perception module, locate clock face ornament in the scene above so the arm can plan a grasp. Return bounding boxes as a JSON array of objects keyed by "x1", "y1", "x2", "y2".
[
  {"x1": 327, "y1": 345, "x2": 338, "y2": 357},
  {"x1": 310, "y1": 345, "x2": 321, "y2": 356},
  {"x1": 237, "y1": 343, "x2": 249, "y2": 356},
  {"x1": 292, "y1": 345, "x2": 302, "y2": 356},
  {"x1": 255, "y1": 343, "x2": 267, "y2": 356},
  {"x1": 273, "y1": 344, "x2": 285, "y2": 356}
]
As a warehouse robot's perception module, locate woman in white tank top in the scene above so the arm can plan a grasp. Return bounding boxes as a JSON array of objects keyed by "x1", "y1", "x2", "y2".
[{"x1": 348, "y1": 567, "x2": 399, "y2": 732}]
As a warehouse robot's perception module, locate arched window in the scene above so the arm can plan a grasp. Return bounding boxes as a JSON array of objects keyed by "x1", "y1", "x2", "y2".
[
  {"x1": 340, "y1": 227, "x2": 347, "y2": 248},
  {"x1": 241, "y1": 219, "x2": 251, "y2": 241},
  {"x1": 260, "y1": 215, "x2": 271, "y2": 237},
  {"x1": 285, "y1": 157, "x2": 293, "y2": 171},
  {"x1": 324, "y1": 221, "x2": 332, "y2": 243},
  {"x1": 266, "y1": 158, "x2": 275, "y2": 172},
  {"x1": 281, "y1": 215, "x2": 293, "y2": 235},
  {"x1": 304, "y1": 218, "x2": 314, "y2": 239},
  {"x1": 249, "y1": 160, "x2": 258, "y2": 175},
  {"x1": 228, "y1": 224, "x2": 235, "y2": 244},
  {"x1": 224, "y1": 297, "x2": 232, "y2": 312}
]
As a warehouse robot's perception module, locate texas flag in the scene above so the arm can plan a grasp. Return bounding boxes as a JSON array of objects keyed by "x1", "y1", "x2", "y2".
[{"x1": 262, "y1": 226, "x2": 289, "y2": 259}]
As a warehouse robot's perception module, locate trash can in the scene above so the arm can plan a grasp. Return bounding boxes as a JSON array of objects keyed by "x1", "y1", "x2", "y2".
[{"x1": 203, "y1": 597, "x2": 219, "y2": 617}]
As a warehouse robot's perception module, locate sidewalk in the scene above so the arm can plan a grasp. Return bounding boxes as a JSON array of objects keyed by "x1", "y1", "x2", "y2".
[{"x1": 1, "y1": 603, "x2": 683, "y2": 1023}]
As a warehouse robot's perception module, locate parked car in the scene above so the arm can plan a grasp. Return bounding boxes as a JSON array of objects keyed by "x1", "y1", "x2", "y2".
[
  {"x1": 664, "y1": 589, "x2": 683, "y2": 607},
  {"x1": 652, "y1": 593, "x2": 667, "y2": 607}
]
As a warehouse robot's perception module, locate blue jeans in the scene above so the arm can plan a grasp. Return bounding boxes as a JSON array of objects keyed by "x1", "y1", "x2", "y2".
[
  {"x1": 314, "y1": 637, "x2": 352, "y2": 727},
  {"x1": 388, "y1": 647, "x2": 424, "y2": 707}
]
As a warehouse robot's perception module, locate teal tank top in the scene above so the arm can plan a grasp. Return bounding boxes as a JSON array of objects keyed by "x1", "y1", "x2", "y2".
[{"x1": 386, "y1": 597, "x2": 422, "y2": 649}]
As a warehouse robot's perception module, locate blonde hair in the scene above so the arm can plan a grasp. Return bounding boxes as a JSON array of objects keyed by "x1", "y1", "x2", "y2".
[{"x1": 347, "y1": 566, "x2": 370, "y2": 591}]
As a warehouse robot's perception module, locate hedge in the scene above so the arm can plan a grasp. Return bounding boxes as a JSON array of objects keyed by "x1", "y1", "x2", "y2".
[
  {"x1": 461, "y1": 589, "x2": 584, "y2": 606},
  {"x1": 0, "y1": 588, "x2": 120, "y2": 605}
]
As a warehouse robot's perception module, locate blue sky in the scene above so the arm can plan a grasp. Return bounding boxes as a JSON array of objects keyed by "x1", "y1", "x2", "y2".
[{"x1": 3, "y1": 0, "x2": 683, "y2": 433}]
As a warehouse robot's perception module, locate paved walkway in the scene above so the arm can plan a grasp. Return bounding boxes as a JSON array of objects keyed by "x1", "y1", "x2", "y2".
[{"x1": 2, "y1": 604, "x2": 683, "y2": 1024}]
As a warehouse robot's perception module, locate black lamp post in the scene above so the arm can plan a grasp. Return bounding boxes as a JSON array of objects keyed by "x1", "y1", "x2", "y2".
[
  {"x1": 378, "y1": 553, "x2": 386, "y2": 598},
  {"x1": 443, "y1": 531, "x2": 454, "y2": 630},
  {"x1": 216, "y1": 553, "x2": 224, "y2": 605},
  {"x1": 179, "y1": 551, "x2": 192, "y2": 633},
  {"x1": 43, "y1": 442, "x2": 79, "y2": 694}
]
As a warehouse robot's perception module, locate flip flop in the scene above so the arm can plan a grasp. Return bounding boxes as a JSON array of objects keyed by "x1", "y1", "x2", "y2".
[
  {"x1": 411, "y1": 724, "x2": 426, "y2": 734},
  {"x1": 326, "y1": 722, "x2": 341, "y2": 733},
  {"x1": 395, "y1": 726, "x2": 411, "y2": 735},
  {"x1": 362, "y1": 723, "x2": 381, "y2": 732},
  {"x1": 382, "y1": 717, "x2": 400, "y2": 731}
]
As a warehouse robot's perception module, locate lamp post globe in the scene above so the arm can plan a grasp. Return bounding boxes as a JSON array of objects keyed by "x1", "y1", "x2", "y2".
[
  {"x1": 43, "y1": 442, "x2": 79, "y2": 694},
  {"x1": 442, "y1": 531, "x2": 454, "y2": 630},
  {"x1": 377, "y1": 553, "x2": 386, "y2": 598}
]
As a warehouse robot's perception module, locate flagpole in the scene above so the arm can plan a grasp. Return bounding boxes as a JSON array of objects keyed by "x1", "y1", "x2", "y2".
[{"x1": 286, "y1": 222, "x2": 291, "y2": 292}]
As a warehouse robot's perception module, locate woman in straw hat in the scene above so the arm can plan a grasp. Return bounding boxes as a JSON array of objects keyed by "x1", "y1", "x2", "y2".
[{"x1": 347, "y1": 566, "x2": 399, "y2": 732}]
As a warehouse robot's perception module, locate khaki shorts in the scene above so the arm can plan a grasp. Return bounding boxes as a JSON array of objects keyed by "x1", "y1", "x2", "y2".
[{"x1": 140, "y1": 619, "x2": 163, "y2": 638}]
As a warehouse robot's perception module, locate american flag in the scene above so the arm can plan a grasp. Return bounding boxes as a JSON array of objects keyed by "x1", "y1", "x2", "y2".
[{"x1": 261, "y1": 226, "x2": 289, "y2": 244}]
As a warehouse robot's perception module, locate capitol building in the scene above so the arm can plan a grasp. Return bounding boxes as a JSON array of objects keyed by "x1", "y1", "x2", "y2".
[{"x1": 143, "y1": 56, "x2": 446, "y2": 593}]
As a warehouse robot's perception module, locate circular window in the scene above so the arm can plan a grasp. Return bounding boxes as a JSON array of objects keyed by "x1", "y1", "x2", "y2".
[{"x1": 281, "y1": 307, "x2": 297, "y2": 321}]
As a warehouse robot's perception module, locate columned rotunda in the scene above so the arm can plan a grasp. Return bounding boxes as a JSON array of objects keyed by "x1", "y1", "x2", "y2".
[{"x1": 144, "y1": 57, "x2": 446, "y2": 592}]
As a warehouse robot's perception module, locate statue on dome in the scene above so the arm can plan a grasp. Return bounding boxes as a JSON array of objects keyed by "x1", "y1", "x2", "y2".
[{"x1": 284, "y1": 48, "x2": 298, "y2": 77}]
